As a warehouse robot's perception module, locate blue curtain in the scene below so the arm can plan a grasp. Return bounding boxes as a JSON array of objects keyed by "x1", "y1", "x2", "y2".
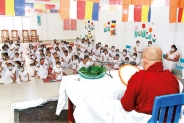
[{"x1": 14, "y1": 0, "x2": 25, "y2": 16}]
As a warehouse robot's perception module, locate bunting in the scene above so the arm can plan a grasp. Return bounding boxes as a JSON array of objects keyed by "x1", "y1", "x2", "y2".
[
  {"x1": 169, "y1": 0, "x2": 184, "y2": 23},
  {"x1": 122, "y1": 0, "x2": 152, "y2": 22},
  {"x1": 60, "y1": 0, "x2": 99, "y2": 20}
]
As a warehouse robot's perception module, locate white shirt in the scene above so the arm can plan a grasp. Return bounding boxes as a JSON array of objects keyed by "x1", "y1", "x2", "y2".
[
  {"x1": 61, "y1": 54, "x2": 71, "y2": 64},
  {"x1": 13, "y1": 56, "x2": 22, "y2": 62},
  {"x1": 53, "y1": 66, "x2": 63, "y2": 74},
  {"x1": 18, "y1": 69, "x2": 28, "y2": 79},
  {"x1": 109, "y1": 50, "x2": 116, "y2": 58},
  {"x1": 113, "y1": 58, "x2": 122, "y2": 68},
  {"x1": 71, "y1": 59, "x2": 79, "y2": 69},
  {"x1": 130, "y1": 57, "x2": 141, "y2": 65},
  {"x1": 92, "y1": 48, "x2": 100, "y2": 56},
  {"x1": 87, "y1": 45, "x2": 93, "y2": 53},
  {"x1": 79, "y1": 61, "x2": 91, "y2": 69},
  {"x1": 5, "y1": 67, "x2": 16, "y2": 78},
  {"x1": 134, "y1": 45, "x2": 144, "y2": 52},
  {"x1": 77, "y1": 53, "x2": 84, "y2": 59},
  {"x1": 101, "y1": 53, "x2": 109, "y2": 62},
  {"x1": 68, "y1": 50, "x2": 74, "y2": 57},
  {"x1": 120, "y1": 54, "x2": 130, "y2": 61}
]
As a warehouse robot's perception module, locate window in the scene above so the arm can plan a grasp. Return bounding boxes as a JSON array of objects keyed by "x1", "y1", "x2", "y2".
[{"x1": 63, "y1": 19, "x2": 77, "y2": 30}]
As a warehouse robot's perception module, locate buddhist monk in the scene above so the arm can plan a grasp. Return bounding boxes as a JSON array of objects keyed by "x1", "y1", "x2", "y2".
[{"x1": 121, "y1": 46, "x2": 180, "y2": 115}]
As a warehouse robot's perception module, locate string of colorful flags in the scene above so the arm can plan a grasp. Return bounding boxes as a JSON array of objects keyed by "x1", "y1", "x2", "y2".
[
  {"x1": 60, "y1": 0, "x2": 100, "y2": 20},
  {"x1": 122, "y1": 0, "x2": 152, "y2": 22},
  {"x1": 169, "y1": 0, "x2": 184, "y2": 23}
]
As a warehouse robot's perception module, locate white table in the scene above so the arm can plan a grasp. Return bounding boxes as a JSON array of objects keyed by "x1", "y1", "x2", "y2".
[{"x1": 56, "y1": 70, "x2": 126, "y2": 123}]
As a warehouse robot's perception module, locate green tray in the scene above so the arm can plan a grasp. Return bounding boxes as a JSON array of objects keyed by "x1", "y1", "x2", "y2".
[{"x1": 79, "y1": 71, "x2": 105, "y2": 79}]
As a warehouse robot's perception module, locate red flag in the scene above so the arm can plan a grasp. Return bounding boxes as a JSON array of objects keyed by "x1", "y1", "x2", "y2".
[
  {"x1": 178, "y1": 8, "x2": 183, "y2": 22},
  {"x1": 77, "y1": 1, "x2": 86, "y2": 19},
  {"x1": 134, "y1": 5, "x2": 142, "y2": 22},
  {"x1": 0, "y1": 0, "x2": 5, "y2": 15}
]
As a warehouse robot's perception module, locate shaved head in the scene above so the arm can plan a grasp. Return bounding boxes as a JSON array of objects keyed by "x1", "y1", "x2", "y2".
[
  {"x1": 143, "y1": 46, "x2": 162, "y2": 62},
  {"x1": 142, "y1": 46, "x2": 162, "y2": 70}
]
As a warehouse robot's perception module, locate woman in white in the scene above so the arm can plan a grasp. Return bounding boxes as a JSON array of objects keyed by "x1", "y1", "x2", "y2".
[
  {"x1": 163, "y1": 45, "x2": 180, "y2": 72},
  {"x1": 0, "y1": 63, "x2": 16, "y2": 84},
  {"x1": 53, "y1": 61, "x2": 63, "y2": 81},
  {"x1": 101, "y1": 49, "x2": 109, "y2": 62},
  {"x1": 17, "y1": 66, "x2": 30, "y2": 82},
  {"x1": 113, "y1": 54, "x2": 122, "y2": 69},
  {"x1": 130, "y1": 53, "x2": 141, "y2": 66}
]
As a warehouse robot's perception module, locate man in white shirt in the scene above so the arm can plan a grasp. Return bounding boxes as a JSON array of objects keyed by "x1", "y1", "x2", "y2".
[
  {"x1": 76, "y1": 49, "x2": 84, "y2": 59},
  {"x1": 87, "y1": 42, "x2": 93, "y2": 53},
  {"x1": 133, "y1": 40, "x2": 144, "y2": 59},
  {"x1": 91, "y1": 40, "x2": 95, "y2": 49},
  {"x1": 61, "y1": 50, "x2": 71, "y2": 68}
]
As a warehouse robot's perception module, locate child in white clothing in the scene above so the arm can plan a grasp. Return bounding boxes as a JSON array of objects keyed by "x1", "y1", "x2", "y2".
[
  {"x1": 113, "y1": 54, "x2": 122, "y2": 69},
  {"x1": 69, "y1": 55, "x2": 79, "y2": 74},
  {"x1": 53, "y1": 61, "x2": 63, "y2": 81},
  {"x1": 17, "y1": 66, "x2": 31, "y2": 82}
]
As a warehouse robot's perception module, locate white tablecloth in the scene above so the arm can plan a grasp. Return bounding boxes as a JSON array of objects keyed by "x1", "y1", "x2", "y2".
[{"x1": 56, "y1": 70, "x2": 184, "y2": 123}]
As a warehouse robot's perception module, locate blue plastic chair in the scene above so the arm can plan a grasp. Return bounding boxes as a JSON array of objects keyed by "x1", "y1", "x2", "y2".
[
  {"x1": 148, "y1": 93, "x2": 184, "y2": 123},
  {"x1": 126, "y1": 45, "x2": 131, "y2": 55},
  {"x1": 175, "y1": 58, "x2": 184, "y2": 71},
  {"x1": 163, "y1": 54, "x2": 166, "y2": 58}
]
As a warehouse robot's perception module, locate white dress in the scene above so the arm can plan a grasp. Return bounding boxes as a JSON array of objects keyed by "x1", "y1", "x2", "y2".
[
  {"x1": 0, "y1": 67, "x2": 16, "y2": 84},
  {"x1": 163, "y1": 51, "x2": 180, "y2": 71},
  {"x1": 53, "y1": 66, "x2": 63, "y2": 80}
]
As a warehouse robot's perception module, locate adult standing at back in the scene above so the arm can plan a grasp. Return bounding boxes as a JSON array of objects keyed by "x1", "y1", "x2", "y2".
[{"x1": 133, "y1": 40, "x2": 144, "y2": 59}]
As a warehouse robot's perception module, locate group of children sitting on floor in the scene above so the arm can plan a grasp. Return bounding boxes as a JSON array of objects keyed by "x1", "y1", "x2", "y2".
[
  {"x1": 0, "y1": 39, "x2": 30, "y2": 84},
  {"x1": 0, "y1": 37, "x2": 142, "y2": 83}
]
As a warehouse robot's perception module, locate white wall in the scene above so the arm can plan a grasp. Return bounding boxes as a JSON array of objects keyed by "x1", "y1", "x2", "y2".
[
  {"x1": 92, "y1": 6, "x2": 184, "y2": 57},
  {"x1": 30, "y1": 12, "x2": 82, "y2": 41}
]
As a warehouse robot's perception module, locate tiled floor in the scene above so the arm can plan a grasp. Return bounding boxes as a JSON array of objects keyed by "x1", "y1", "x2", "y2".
[{"x1": 0, "y1": 42, "x2": 183, "y2": 123}]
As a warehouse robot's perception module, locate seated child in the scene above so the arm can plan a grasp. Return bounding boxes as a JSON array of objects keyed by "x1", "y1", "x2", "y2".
[
  {"x1": 32, "y1": 61, "x2": 39, "y2": 77},
  {"x1": 0, "y1": 63, "x2": 16, "y2": 84},
  {"x1": 101, "y1": 49, "x2": 109, "y2": 62},
  {"x1": 61, "y1": 50, "x2": 71, "y2": 68},
  {"x1": 78, "y1": 55, "x2": 91, "y2": 71},
  {"x1": 52, "y1": 61, "x2": 63, "y2": 81},
  {"x1": 37, "y1": 58, "x2": 48, "y2": 79},
  {"x1": 69, "y1": 55, "x2": 79, "y2": 74},
  {"x1": 17, "y1": 66, "x2": 31, "y2": 82},
  {"x1": 130, "y1": 53, "x2": 140, "y2": 66},
  {"x1": 113, "y1": 54, "x2": 122, "y2": 69}
]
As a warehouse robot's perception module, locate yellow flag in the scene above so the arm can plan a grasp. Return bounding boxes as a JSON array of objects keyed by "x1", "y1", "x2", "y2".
[
  {"x1": 5, "y1": 0, "x2": 15, "y2": 16},
  {"x1": 181, "y1": 9, "x2": 184, "y2": 22},
  {"x1": 141, "y1": 5, "x2": 149, "y2": 22},
  {"x1": 85, "y1": 1, "x2": 94, "y2": 20}
]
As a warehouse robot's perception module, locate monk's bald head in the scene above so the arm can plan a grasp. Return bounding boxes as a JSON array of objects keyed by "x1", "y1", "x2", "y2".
[{"x1": 143, "y1": 46, "x2": 162, "y2": 62}]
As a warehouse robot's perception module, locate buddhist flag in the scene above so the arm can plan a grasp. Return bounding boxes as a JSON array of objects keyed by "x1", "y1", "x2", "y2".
[
  {"x1": 111, "y1": 20, "x2": 116, "y2": 28},
  {"x1": 5, "y1": 0, "x2": 15, "y2": 16},
  {"x1": 134, "y1": 5, "x2": 151, "y2": 22},
  {"x1": 178, "y1": 8, "x2": 184, "y2": 22},
  {"x1": 0, "y1": 0, "x2": 5, "y2": 15},
  {"x1": 61, "y1": 0, "x2": 99, "y2": 20},
  {"x1": 122, "y1": 4, "x2": 129, "y2": 22},
  {"x1": 128, "y1": 5, "x2": 134, "y2": 21}
]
